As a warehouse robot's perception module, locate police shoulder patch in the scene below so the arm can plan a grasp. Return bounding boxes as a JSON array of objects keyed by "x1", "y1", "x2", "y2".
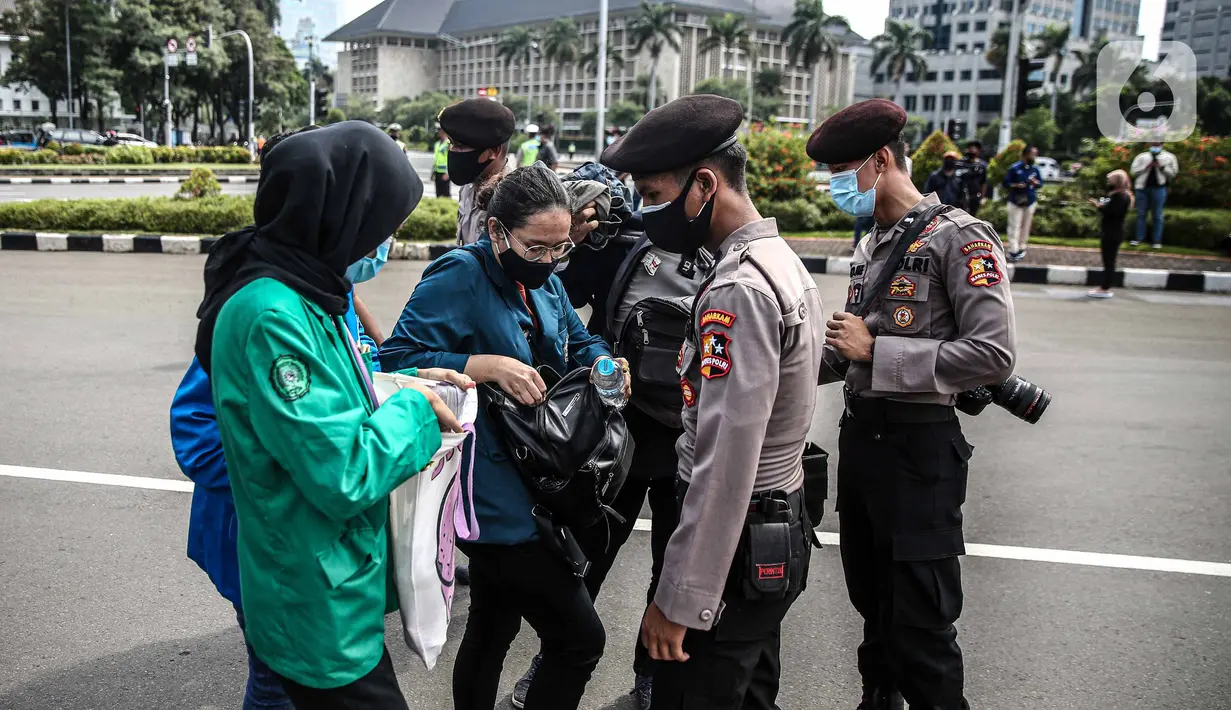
[
  {"x1": 892, "y1": 305, "x2": 915, "y2": 328},
  {"x1": 961, "y1": 240, "x2": 995, "y2": 255},
  {"x1": 699, "y1": 309, "x2": 737, "y2": 329},
  {"x1": 699, "y1": 331, "x2": 732, "y2": 380},
  {"x1": 270, "y1": 354, "x2": 311, "y2": 402},
  {"x1": 966, "y1": 254, "x2": 1003, "y2": 287},
  {"x1": 681, "y1": 378, "x2": 697, "y2": 407}
]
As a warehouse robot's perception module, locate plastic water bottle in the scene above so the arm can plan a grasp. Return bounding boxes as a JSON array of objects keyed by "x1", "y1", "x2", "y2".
[{"x1": 593, "y1": 356, "x2": 628, "y2": 410}]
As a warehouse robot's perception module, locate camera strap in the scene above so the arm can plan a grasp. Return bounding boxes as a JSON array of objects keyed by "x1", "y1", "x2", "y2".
[{"x1": 850, "y1": 203, "x2": 952, "y2": 319}]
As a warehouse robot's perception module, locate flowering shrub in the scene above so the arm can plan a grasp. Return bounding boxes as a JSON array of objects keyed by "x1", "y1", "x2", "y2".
[
  {"x1": 745, "y1": 128, "x2": 814, "y2": 203},
  {"x1": 910, "y1": 130, "x2": 961, "y2": 189},
  {"x1": 1073, "y1": 135, "x2": 1231, "y2": 208}
]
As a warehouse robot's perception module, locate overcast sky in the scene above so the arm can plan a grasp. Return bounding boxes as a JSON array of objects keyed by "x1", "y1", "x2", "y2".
[{"x1": 338, "y1": 0, "x2": 1162, "y2": 60}]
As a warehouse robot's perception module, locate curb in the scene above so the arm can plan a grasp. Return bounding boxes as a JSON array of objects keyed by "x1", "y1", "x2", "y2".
[
  {"x1": 0, "y1": 176, "x2": 259, "y2": 185},
  {"x1": 2, "y1": 233, "x2": 1228, "y2": 294}
]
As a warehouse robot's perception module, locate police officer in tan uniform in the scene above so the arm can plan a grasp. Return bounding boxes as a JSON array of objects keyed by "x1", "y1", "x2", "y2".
[
  {"x1": 438, "y1": 98, "x2": 516, "y2": 246},
  {"x1": 808, "y1": 99, "x2": 1017, "y2": 710},
  {"x1": 603, "y1": 94, "x2": 825, "y2": 710}
]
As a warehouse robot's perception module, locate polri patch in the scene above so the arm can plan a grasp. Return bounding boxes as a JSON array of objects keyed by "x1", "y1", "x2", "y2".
[
  {"x1": 681, "y1": 378, "x2": 697, "y2": 407},
  {"x1": 966, "y1": 254, "x2": 1002, "y2": 287},
  {"x1": 888, "y1": 275, "x2": 917, "y2": 298},
  {"x1": 892, "y1": 305, "x2": 915, "y2": 328},
  {"x1": 961, "y1": 240, "x2": 995, "y2": 255},
  {"x1": 700, "y1": 331, "x2": 732, "y2": 380},
  {"x1": 270, "y1": 354, "x2": 311, "y2": 402},
  {"x1": 642, "y1": 252, "x2": 662, "y2": 276},
  {"x1": 700, "y1": 309, "x2": 736, "y2": 329}
]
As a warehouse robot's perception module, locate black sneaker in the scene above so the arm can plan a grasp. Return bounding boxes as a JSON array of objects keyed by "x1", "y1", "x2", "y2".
[
  {"x1": 856, "y1": 688, "x2": 904, "y2": 710},
  {"x1": 511, "y1": 653, "x2": 542, "y2": 709},
  {"x1": 632, "y1": 674, "x2": 652, "y2": 710}
]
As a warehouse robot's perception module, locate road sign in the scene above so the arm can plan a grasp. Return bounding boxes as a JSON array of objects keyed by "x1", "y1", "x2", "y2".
[
  {"x1": 166, "y1": 37, "x2": 178, "y2": 54},
  {"x1": 186, "y1": 36, "x2": 197, "y2": 53},
  {"x1": 165, "y1": 53, "x2": 179, "y2": 67},
  {"x1": 186, "y1": 53, "x2": 198, "y2": 66}
]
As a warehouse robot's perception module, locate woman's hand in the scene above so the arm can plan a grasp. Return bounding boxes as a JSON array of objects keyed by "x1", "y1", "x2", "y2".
[
  {"x1": 417, "y1": 367, "x2": 475, "y2": 390},
  {"x1": 404, "y1": 383, "x2": 464, "y2": 433},
  {"x1": 466, "y1": 355, "x2": 548, "y2": 406},
  {"x1": 571, "y1": 201, "x2": 600, "y2": 242}
]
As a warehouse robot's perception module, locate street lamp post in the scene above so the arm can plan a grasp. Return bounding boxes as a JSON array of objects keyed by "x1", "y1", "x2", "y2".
[
  {"x1": 220, "y1": 30, "x2": 255, "y2": 158},
  {"x1": 65, "y1": 0, "x2": 73, "y2": 129},
  {"x1": 595, "y1": 0, "x2": 608, "y2": 160},
  {"x1": 998, "y1": 0, "x2": 1023, "y2": 150}
]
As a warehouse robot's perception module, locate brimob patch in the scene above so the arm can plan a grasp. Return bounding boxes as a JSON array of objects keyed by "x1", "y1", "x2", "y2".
[
  {"x1": 892, "y1": 305, "x2": 915, "y2": 328},
  {"x1": 907, "y1": 237, "x2": 930, "y2": 254},
  {"x1": 699, "y1": 331, "x2": 732, "y2": 380},
  {"x1": 681, "y1": 378, "x2": 697, "y2": 407},
  {"x1": 699, "y1": 309, "x2": 737, "y2": 329},
  {"x1": 270, "y1": 354, "x2": 311, "y2": 402},
  {"x1": 888, "y1": 275, "x2": 917, "y2": 298},
  {"x1": 961, "y1": 240, "x2": 995, "y2": 255},
  {"x1": 966, "y1": 254, "x2": 1003, "y2": 287}
]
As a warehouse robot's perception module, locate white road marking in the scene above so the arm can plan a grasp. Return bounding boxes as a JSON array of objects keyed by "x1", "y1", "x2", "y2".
[
  {"x1": 5, "y1": 463, "x2": 1230, "y2": 578},
  {"x1": 0, "y1": 464, "x2": 193, "y2": 492}
]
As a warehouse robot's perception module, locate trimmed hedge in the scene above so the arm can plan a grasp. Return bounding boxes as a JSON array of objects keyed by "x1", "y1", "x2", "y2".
[
  {"x1": 978, "y1": 199, "x2": 1229, "y2": 250},
  {"x1": 0, "y1": 145, "x2": 251, "y2": 165},
  {"x1": 0, "y1": 195, "x2": 461, "y2": 241},
  {"x1": 758, "y1": 191, "x2": 856, "y2": 232}
]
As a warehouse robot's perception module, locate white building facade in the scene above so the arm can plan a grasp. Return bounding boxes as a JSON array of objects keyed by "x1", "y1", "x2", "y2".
[
  {"x1": 1160, "y1": 0, "x2": 1231, "y2": 78},
  {"x1": 327, "y1": 0, "x2": 873, "y2": 128}
]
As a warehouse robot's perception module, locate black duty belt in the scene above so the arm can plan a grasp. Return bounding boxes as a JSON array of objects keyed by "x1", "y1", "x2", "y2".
[
  {"x1": 676, "y1": 480, "x2": 804, "y2": 518},
  {"x1": 844, "y1": 389, "x2": 956, "y2": 424}
]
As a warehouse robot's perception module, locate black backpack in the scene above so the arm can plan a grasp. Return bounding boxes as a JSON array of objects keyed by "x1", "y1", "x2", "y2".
[{"x1": 615, "y1": 295, "x2": 694, "y2": 429}]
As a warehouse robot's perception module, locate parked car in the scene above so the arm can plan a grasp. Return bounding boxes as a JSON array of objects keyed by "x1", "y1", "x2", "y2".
[
  {"x1": 0, "y1": 130, "x2": 39, "y2": 150},
  {"x1": 44, "y1": 128, "x2": 107, "y2": 146},
  {"x1": 1035, "y1": 156, "x2": 1062, "y2": 182},
  {"x1": 109, "y1": 132, "x2": 158, "y2": 148}
]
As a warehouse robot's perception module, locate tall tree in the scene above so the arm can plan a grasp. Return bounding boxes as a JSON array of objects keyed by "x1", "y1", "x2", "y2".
[
  {"x1": 541, "y1": 18, "x2": 582, "y2": 116},
  {"x1": 497, "y1": 26, "x2": 539, "y2": 122},
  {"x1": 580, "y1": 42, "x2": 626, "y2": 76},
  {"x1": 783, "y1": 0, "x2": 850, "y2": 129},
  {"x1": 626, "y1": 73, "x2": 667, "y2": 110},
  {"x1": 1034, "y1": 23, "x2": 1070, "y2": 115},
  {"x1": 755, "y1": 67, "x2": 785, "y2": 98},
  {"x1": 627, "y1": 1, "x2": 682, "y2": 110},
  {"x1": 1069, "y1": 33, "x2": 1108, "y2": 97},
  {"x1": 699, "y1": 13, "x2": 750, "y2": 80},
  {"x1": 870, "y1": 19, "x2": 930, "y2": 108}
]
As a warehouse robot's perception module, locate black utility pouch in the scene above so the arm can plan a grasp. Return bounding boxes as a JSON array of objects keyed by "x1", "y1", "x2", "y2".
[
  {"x1": 742, "y1": 498, "x2": 792, "y2": 600},
  {"x1": 801, "y1": 442, "x2": 829, "y2": 527}
]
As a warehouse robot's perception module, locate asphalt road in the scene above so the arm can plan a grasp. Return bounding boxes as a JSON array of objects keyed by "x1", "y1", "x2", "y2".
[{"x1": 1, "y1": 253, "x2": 1230, "y2": 710}]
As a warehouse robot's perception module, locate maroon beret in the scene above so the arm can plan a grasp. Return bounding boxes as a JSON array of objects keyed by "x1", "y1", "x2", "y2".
[
  {"x1": 806, "y1": 99, "x2": 908, "y2": 165},
  {"x1": 439, "y1": 98, "x2": 516, "y2": 150},
  {"x1": 601, "y1": 95, "x2": 744, "y2": 175}
]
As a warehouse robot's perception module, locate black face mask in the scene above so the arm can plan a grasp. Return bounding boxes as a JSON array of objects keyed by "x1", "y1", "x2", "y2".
[
  {"x1": 965, "y1": 151, "x2": 978, "y2": 160},
  {"x1": 640, "y1": 170, "x2": 715, "y2": 255},
  {"x1": 448, "y1": 149, "x2": 492, "y2": 186},
  {"x1": 943, "y1": 158, "x2": 957, "y2": 171},
  {"x1": 496, "y1": 230, "x2": 557, "y2": 290}
]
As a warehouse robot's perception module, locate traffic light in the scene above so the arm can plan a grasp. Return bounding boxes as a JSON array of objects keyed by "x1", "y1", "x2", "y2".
[
  {"x1": 1017, "y1": 58, "x2": 1047, "y2": 115},
  {"x1": 946, "y1": 118, "x2": 967, "y2": 140},
  {"x1": 314, "y1": 88, "x2": 328, "y2": 122}
]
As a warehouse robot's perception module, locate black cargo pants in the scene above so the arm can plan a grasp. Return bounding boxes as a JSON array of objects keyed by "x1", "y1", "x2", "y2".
[{"x1": 837, "y1": 400, "x2": 973, "y2": 710}]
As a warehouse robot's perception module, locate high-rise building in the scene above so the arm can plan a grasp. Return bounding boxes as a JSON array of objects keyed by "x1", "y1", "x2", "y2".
[
  {"x1": 280, "y1": 0, "x2": 340, "y2": 69},
  {"x1": 325, "y1": 0, "x2": 872, "y2": 131},
  {"x1": 872, "y1": 0, "x2": 1141, "y2": 141},
  {"x1": 1160, "y1": 0, "x2": 1231, "y2": 78}
]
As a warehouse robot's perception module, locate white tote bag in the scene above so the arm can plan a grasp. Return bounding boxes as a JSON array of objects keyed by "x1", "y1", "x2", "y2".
[{"x1": 373, "y1": 372, "x2": 480, "y2": 670}]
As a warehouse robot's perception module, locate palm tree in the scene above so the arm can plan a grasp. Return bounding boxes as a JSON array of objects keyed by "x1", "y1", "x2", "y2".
[
  {"x1": 1034, "y1": 23, "x2": 1071, "y2": 115},
  {"x1": 542, "y1": 19, "x2": 583, "y2": 116},
  {"x1": 1069, "y1": 34, "x2": 1108, "y2": 97},
  {"x1": 497, "y1": 26, "x2": 540, "y2": 122},
  {"x1": 870, "y1": 19, "x2": 931, "y2": 109},
  {"x1": 580, "y1": 43, "x2": 627, "y2": 76},
  {"x1": 783, "y1": 0, "x2": 851, "y2": 129},
  {"x1": 699, "y1": 13, "x2": 751, "y2": 80},
  {"x1": 628, "y1": 1, "x2": 683, "y2": 110}
]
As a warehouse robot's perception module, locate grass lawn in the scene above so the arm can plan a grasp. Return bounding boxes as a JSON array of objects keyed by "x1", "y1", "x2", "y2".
[
  {"x1": 0, "y1": 163, "x2": 259, "y2": 172},
  {"x1": 781, "y1": 232, "x2": 1223, "y2": 258}
]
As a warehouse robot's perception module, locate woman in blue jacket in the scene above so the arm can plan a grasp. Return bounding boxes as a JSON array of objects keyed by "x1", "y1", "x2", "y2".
[{"x1": 380, "y1": 164, "x2": 621, "y2": 710}]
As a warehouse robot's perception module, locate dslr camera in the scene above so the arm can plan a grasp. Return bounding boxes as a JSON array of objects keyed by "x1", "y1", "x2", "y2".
[{"x1": 955, "y1": 375, "x2": 1051, "y2": 424}]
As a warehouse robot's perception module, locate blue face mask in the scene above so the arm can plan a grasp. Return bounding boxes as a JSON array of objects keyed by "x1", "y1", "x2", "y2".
[
  {"x1": 829, "y1": 154, "x2": 882, "y2": 218},
  {"x1": 345, "y1": 238, "x2": 391, "y2": 284},
  {"x1": 1149, "y1": 146, "x2": 1162, "y2": 154}
]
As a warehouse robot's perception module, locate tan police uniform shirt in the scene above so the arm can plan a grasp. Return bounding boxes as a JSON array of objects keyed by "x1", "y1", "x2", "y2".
[
  {"x1": 455, "y1": 182, "x2": 485, "y2": 246},
  {"x1": 822, "y1": 193, "x2": 1017, "y2": 404},
  {"x1": 656, "y1": 218, "x2": 825, "y2": 630}
]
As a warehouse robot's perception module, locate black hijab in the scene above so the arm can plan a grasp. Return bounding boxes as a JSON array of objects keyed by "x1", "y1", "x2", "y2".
[{"x1": 194, "y1": 120, "x2": 422, "y2": 373}]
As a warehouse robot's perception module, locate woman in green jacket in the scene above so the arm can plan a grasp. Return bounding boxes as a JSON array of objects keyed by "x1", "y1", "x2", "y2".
[{"x1": 196, "y1": 121, "x2": 466, "y2": 709}]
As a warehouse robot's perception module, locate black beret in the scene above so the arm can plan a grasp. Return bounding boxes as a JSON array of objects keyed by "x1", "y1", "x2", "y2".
[
  {"x1": 601, "y1": 95, "x2": 744, "y2": 175},
  {"x1": 806, "y1": 99, "x2": 908, "y2": 165},
  {"x1": 439, "y1": 98, "x2": 516, "y2": 150}
]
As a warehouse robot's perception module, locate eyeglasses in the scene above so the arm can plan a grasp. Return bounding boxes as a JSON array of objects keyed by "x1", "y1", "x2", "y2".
[{"x1": 501, "y1": 225, "x2": 575, "y2": 262}]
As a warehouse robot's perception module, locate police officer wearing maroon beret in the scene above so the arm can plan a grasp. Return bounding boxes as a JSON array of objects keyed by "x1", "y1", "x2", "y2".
[
  {"x1": 606, "y1": 94, "x2": 826, "y2": 710},
  {"x1": 438, "y1": 98, "x2": 517, "y2": 246},
  {"x1": 810, "y1": 99, "x2": 1017, "y2": 710}
]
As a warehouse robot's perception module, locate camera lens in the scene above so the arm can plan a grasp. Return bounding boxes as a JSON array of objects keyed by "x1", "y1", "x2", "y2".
[{"x1": 989, "y1": 375, "x2": 1051, "y2": 424}]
